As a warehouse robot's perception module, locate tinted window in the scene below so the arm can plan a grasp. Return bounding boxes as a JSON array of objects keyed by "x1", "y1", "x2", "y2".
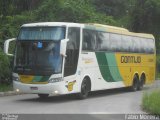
[
  {"x1": 97, "y1": 32, "x2": 110, "y2": 51},
  {"x1": 139, "y1": 38, "x2": 148, "y2": 53},
  {"x1": 133, "y1": 37, "x2": 137, "y2": 52},
  {"x1": 110, "y1": 33, "x2": 121, "y2": 52},
  {"x1": 121, "y1": 35, "x2": 132, "y2": 52},
  {"x1": 148, "y1": 39, "x2": 155, "y2": 53},
  {"x1": 82, "y1": 29, "x2": 154, "y2": 54},
  {"x1": 137, "y1": 38, "x2": 142, "y2": 53},
  {"x1": 83, "y1": 29, "x2": 96, "y2": 51},
  {"x1": 64, "y1": 27, "x2": 80, "y2": 77},
  {"x1": 132, "y1": 37, "x2": 154, "y2": 54},
  {"x1": 18, "y1": 27, "x2": 65, "y2": 41}
]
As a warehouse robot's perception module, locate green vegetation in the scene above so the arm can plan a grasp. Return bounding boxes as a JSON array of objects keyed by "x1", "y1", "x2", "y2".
[
  {"x1": 0, "y1": 83, "x2": 13, "y2": 92},
  {"x1": 156, "y1": 55, "x2": 160, "y2": 78},
  {"x1": 0, "y1": 0, "x2": 160, "y2": 83},
  {"x1": 142, "y1": 89, "x2": 160, "y2": 115},
  {"x1": 0, "y1": 48, "x2": 11, "y2": 83}
]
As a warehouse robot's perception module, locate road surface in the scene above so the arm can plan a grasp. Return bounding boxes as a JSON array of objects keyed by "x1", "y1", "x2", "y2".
[{"x1": 0, "y1": 81, "x2": 159, "y2": 115}]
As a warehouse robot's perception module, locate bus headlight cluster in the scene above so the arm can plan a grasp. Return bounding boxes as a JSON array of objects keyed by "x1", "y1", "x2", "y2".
[{"x1": 48, "y1": 77, "x2": 63, "y2": 83}]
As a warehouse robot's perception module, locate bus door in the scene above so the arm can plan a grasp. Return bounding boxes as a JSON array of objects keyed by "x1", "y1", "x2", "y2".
[{"x1": 63, "y1": 27, "x2": 80, "y2": 91}]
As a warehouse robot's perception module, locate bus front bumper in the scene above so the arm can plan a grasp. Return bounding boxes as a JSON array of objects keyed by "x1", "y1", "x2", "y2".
[{"x1": 13, "y1": 81, "x2": 69, "y2": 95}]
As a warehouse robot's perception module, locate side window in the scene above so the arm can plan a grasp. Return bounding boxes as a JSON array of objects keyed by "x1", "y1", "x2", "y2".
[
  {"x1": 82, "y1": 29, "x2": 96, "y2": 51},
  {"x1": 136, "y1": 37, "x2": 141, "y2": 53},
  {"x1": 64, "y1": 27, "x2": 80, "y2": 77},
  {"x1": 122, "y1": 35, "x2": 132, "y2": 52},
  {"x1": 127, "y1": 36, "x2": 133, "y2": 52},
  {"x1": 110, "y1": 33, "x2": 121, "y2": 52},
  {"x1": 132, "y1": 37, "x2": 136, "y2": 53},
  {"x1": 139, "y1": 38, "x2": 145, "y2": 53},
  {"x1": 139, "y1": 38, "x2": 155, "y2": 54},
  {"x1": 97, "y1": 32, "x2": 110, "y2": 51},
  {"x1": 140, "y1": 38, "x2": 148, "y2": 53},
  {"x1": 148, "y1": 39, "x2": 155, "y2": 54}
]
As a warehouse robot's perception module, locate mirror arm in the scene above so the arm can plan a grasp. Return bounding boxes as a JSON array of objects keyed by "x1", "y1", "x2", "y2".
[{"x1": 4, "y1": 38, "x2": 16, "y2": 56}]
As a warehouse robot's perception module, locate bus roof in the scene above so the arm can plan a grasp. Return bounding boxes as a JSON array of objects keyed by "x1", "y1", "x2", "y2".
[
  {"x1": 89, "y1": 23, "x2": 129, "y2": 32},
  {"x1": 22, "y1": 22, "x2": 83, "y2": 27},
  {"x1": 21, "y1": 22, "x2": 154, "y2": 39},
  {"x1": 87, "y1": 23, "x2": 154, "y2": 39}
]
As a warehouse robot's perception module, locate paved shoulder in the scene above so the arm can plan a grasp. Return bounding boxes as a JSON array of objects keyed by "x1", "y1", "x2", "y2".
[{"x1": 0, "y1": 91, "x2": 23, "y2": 97}]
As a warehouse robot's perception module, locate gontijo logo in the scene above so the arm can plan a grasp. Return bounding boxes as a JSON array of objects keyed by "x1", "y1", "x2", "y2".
[{"x1": 121, "y1": 56, "x2": 141, "y2": 63}]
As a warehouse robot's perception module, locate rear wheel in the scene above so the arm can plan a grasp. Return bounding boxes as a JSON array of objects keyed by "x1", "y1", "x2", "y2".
[
  {"x1": 77, "y1": 78, "x2": 91, "y2": 99},
  {"x1": 38, "y1": 94, "x2": 49, "y2": 99},
  {"x1": 131, "y1": 75, "x2": 139, "y2": 91},
  {"x1": 138, "y1": 75, "x2": 145, "y2": 90}
]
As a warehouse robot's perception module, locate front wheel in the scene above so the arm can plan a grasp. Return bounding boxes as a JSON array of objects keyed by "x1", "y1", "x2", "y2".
[{"x1": 77, "y1": 78, "x2": 90, "y2": 99}]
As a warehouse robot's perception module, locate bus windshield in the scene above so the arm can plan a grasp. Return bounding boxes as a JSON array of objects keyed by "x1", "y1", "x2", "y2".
[
  {"x1": 18, "y1": 27, "x2": 65, "y2": 41},
  {"x1": 14, "y1": 41, "x2": 62, "y2": 75},
  {"x1": 14, "y1": 26, "x2": 66, "y2": 75}
]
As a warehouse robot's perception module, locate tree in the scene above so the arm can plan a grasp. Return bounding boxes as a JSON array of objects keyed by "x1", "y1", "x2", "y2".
[
  {"x1": 129, "y1": 0, "x2": 160, "y2": 49},
  {"x1": 34, "y1": 0, "x2": 116, "y2": 25},
  {"x1": 93, "y1": 0, "x2": 129, "y2": 18}
]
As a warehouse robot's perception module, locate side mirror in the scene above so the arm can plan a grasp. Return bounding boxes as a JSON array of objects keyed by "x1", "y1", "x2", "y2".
[
  {"x1": 60, "y1": 39, "x2": 69, "y2": 57},
  {"x1": 4, "y1": 38, "x2": 16, "y2": 56}
]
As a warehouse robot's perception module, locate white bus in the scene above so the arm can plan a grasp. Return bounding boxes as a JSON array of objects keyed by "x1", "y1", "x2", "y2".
[{"x1": 4, "y1": 22, "x2": 156, "y2": 99}]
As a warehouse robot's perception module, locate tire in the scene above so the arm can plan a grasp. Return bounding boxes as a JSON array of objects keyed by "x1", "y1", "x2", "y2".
[
  {"x1": 131, "y1": 75, "x2": 139, "y2": 91},
  {"x1": 38, "y1": 94, "x2": 49, "y2": 99},
  {"x1": 77, "y1": 78, "x2": 90, "y2": 99},
  {"x1": 138, "y1": 75, "x2": 145, "y2": 90}
]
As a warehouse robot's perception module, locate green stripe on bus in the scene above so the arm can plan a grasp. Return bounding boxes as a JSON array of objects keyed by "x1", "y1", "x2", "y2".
[
  {"x1": 40, "y1": 76, "x2": 50, "y2": 82},
  {"x1": 32, "y1": 76, "x2": 49, "y2": 82},
  {"x1": 95, "y1": 52, "x2": 114, "y2": 82},
  {"x1": 96, "y1": 52, "x2": 122, "y2": 82},
  {"x1": 105, "y1": 53, "x2": 122, "y2": 82}
]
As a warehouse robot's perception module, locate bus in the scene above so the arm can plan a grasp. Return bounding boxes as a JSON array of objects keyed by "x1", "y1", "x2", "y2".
[{"x1": 4, "y1": 22, "x2": 156, "y2": 99}]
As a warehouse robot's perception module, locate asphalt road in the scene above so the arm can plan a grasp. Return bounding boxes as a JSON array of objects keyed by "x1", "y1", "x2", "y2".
[{"x1": 0, "y1": 81, "x2": 159, "y2": 120}]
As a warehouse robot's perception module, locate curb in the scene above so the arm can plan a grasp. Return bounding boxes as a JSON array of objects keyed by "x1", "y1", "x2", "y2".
[{"x1": 0, "y1": 91, "x2": 23, "y2": 97}]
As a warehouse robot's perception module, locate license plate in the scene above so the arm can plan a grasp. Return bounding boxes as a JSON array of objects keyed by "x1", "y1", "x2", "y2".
[{"x1": 30, "y1": 87, "x2": 38, "y2": 90}]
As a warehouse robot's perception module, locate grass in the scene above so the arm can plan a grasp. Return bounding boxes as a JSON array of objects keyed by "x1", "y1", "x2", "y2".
[
  {"x1": 156, "y1": 72, "x2": 160, "y2": 79},
  {"x1": 0, "y1": 83, "x2": 13, "y2": 92},
  {"x1": 142, "y1": 89, "x2": 160, "y2": 115}
]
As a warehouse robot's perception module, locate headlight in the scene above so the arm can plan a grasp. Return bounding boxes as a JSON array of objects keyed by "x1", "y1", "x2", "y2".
[
  {"x1": 48, "y1": 77, "x2": 63, "y2": 83},
  {"x1": 12, "y1": 76, "x2": 20, "y2": 82}
]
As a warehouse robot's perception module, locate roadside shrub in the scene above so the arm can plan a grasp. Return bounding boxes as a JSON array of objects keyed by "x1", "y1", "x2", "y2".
[
  {"x1": 0, "y1": 48, "x2": 11, "y2": 84},
  {"x1": 142, "y1": 89, "x2": 160, "y2": 115}
]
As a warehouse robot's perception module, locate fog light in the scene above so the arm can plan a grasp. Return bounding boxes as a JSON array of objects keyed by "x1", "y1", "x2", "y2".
[
  {"x1": 54, "y1": 90, "x2": 59, "y2": 94},
  {"x1": 16, "y1": 89, "x2": 20, "y2": 92}
]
